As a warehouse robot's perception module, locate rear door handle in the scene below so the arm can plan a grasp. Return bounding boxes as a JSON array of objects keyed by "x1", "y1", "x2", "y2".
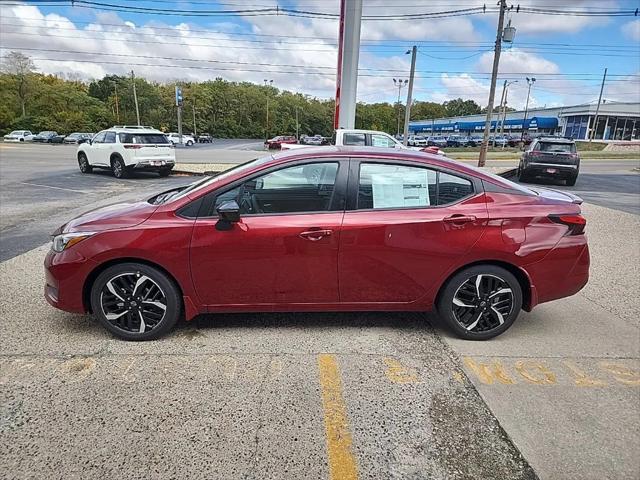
[
  {"x1": 299, "y1": 229, "x2": 333, "y2": 241},
  {"x1": 443, "y1": 215, "x2": 476, "y2": 224}
]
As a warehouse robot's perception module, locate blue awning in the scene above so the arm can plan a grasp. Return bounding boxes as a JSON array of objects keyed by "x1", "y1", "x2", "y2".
[{"x1": 410, "y1": 116, "x2": 558, "y2": 132}]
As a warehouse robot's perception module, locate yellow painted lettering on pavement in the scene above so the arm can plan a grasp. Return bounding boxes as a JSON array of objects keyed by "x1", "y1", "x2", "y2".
[
  {"x1": 464, "y1": 358, "x2": 516, "y2": 385},
  {"x1": 599, "y1": 362, "x2": 640, "y2": 386},
  {"x1": 383, "y1": 358, "x2": 419, "y2": 384},
  {"x1": 563, "y1": 361, "x2": 607, "y2": 387},
  {"x1": 514, "y1": 361, "x2": 557, "y2": 385}
]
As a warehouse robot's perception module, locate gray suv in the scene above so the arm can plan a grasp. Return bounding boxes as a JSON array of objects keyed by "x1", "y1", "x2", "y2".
[{"x1": 518, "y1": 136, "x2": 580, "y2": 186}]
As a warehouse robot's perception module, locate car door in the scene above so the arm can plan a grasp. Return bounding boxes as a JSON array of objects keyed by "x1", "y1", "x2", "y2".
[
  {"x1": 338, "y1": 158, "x2": 488, "y2": 305},
  {"x1": 88, "y1": 131, "x2": 107, "y2": 166},
  {"x1": 103, "y1": 131, "x2": 117, "y2": 163},
  {"x1": 189, "y1": 159, "x2": 348, "y2": 307}
]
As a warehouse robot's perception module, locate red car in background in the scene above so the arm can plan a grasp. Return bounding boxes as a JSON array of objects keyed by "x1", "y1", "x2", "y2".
[
  {"x1": 45, "y1": 147, "x2": 589, "y2": 341},
  {"x1": 265, "y1": 135, "x2": 297, "y2": 149}
]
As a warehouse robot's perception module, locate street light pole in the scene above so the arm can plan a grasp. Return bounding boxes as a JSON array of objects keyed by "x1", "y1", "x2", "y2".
[
  {"x1": 112, "y1": 81, "x2": 120, "y2": 124},
  {"x1": 131, "y1": 70, "x2": 140, "y2": 126},
  {"x1": 521, "y1": 77, "x2": 536, "y2": 142},
  {"x1": 478, "y1": 0, "x2": 508, "y2": 167},
  {"x1": 393, "y1": 78, "x2": 408, "y2": 137},
  {"x1": 295, "y1": 106, "x2": 299, "y2": 140},
  {"x1": 402, "y1": 46, "x2": 417, "y2": 146},
  {"x1": 590, "y1": 68, "x2": 607, "y2": 141},
  {"x1": 499, "y1": 80, "x2": 517, "y2": 147}
]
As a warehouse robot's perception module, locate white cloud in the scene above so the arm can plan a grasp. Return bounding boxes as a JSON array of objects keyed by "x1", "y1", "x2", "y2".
[
  {"x1": 476, "y1": 48, "x2": 560, "y2": 75},
  {"x1": 621, "y1": 20, "x2": 640, "y2": 41}
]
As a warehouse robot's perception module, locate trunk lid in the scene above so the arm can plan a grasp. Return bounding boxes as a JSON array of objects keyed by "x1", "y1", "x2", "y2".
[{"x1": 530, "y1": 187, "x2": 583, "y2": 204}]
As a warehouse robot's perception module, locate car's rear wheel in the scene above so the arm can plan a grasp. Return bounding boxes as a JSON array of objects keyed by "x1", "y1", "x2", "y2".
[
  {"x1": 437, "y1": 265, "x2": 522, "y2": 340},
  {"x1": 111, "y1": 156, "x2": 128, "y2": 178},
  {"x1": 186, "y1": 140, "x2": 194, "y2": 146},
  {"x1": 158, "y1": 168, "x2": 172, "y2": 177},
  {"x1": 78, "y1": 153, "x2": 93, "y2": 173},
  {"x1": 90, "y1": 263, "x2": 182, "y2": 341},
  {"x1": 566, "y1": 173, "x2": 578, "y2": 186},
  {"x1": 517, "y1": 165, "x2": 529, "y2": 183}
]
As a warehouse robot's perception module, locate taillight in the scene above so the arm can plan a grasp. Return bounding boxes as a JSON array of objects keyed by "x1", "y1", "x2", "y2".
[
  {"x1": 124, "y1": 144, "x2": 143, "y2": 149},
  {"x1": 549, "y1": 214, "x2": 586, "y2": 235}
]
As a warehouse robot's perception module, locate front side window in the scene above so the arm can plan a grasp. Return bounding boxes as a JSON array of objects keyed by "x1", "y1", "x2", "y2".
[
  {"x1": 358, "y1": 163, "x2": 474, "y2": 209},
  {"x1": 343, "y1": 133, "x2": 365, "y2": 146},
  {"x1": 213, "y1": 162, "x2": 339, "y2": 215},
  {"x1": 371, "y1": 134, "x2": 397, "y2": 148},
  {"x1": 92, "y1": 131, "x2": 106, "y2": 143}
]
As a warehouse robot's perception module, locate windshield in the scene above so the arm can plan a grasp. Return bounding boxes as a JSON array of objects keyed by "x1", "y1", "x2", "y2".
[
  {"x1": 156, "y1": 155, "x2": 274, "y2": 204},
  {"x1": 536, "y1": 142, "x2": 576, "y2": 153}
]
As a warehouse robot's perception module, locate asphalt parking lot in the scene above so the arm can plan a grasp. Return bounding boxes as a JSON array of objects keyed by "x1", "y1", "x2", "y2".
[{"x1": 1, "y1": 141, "x2": 639, "y2": 479}]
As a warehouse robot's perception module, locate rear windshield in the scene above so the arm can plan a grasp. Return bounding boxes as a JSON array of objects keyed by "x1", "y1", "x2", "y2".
[
  {"x1": 119, "y1": 133, "x2": 169, "y2": 144},
  {"x1": 536, "y1": 142, "x2": 576, "y2": 153}
]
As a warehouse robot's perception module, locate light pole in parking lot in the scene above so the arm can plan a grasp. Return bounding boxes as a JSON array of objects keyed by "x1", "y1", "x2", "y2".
[
  {"x1": 264, "y1": 79, "x2": 273, "y2": 141},
  {"x1": 111, "y1": 81, "x2": 120, "y2": 124},
  {"x1": 393, "y1": 78, "x2": 408, "y2": 137},
  {"x1": 130, "y1": 70, "x2": 140, "y2": 126},
  {"x1": 521, "y1": 77, "x2": 536, "y2": 142}
]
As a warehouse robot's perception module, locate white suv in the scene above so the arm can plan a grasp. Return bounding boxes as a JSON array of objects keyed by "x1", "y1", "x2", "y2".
[
  {"x1": 166, "y1": 132, "x2": 195, "y2": 146},
  {"x1": 77, "y1": 126, "x2": 175, "y2": 178}
]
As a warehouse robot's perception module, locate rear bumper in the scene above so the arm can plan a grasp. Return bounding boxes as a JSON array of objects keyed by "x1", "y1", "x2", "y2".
[
  {"x1": 132, "y1": 160, "x2": 175, "y2": 170},
  {"x1": 525, "y1": 162, "x2": 578, "y2": 178},
  {"x1": 525, "y1": 236, "x2": 590, "y2": 308}
]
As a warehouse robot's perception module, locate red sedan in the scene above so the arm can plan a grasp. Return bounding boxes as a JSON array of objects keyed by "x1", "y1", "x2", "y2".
[
  {"x1": 264, "y1": 135, "x2": 297, "y2": 149},
  {"x1": 45, "y1": 147, "x2": 589, "y2": 341}
]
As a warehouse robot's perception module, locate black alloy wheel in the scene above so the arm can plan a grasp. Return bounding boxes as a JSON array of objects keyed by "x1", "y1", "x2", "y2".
[
  {"x1": 437, "y1": 265, "x2": 522, "y2": 340},
  {"x1": 78, "y1": 153, "x2": 92, "y2": 173},
  {"x1": 90, "y1": 263, "x2": 181, "y2": 340}
]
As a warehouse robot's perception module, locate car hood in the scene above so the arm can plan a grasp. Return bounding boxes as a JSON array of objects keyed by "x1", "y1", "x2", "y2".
[{"x1": 61, "y1": 200, "x2": 158, "y2": 234}]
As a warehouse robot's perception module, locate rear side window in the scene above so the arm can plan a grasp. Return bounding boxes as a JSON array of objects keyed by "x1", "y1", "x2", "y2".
[
  {"x1": 343, "y1": 133, "x2": 365, "y2": 146},
  {"x1": 104, "y1": 132, "x2": 116, "y2": 143},
  {"x1": 119, "y1": 133, "x2": 169, "y2": 144},
  {"x1": 536, "y1": 142, "x2": 576, "y2": 153},
  {"x1": 371, "y1": 134, "x2": 397, "y2": 148},
  {"x1": 357, "y1": 163, "x2": 474, "y2": 209}
]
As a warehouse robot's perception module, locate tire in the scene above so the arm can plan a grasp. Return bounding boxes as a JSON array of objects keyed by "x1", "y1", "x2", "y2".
[
  {"x1": 111, "y1": 156, "x2": 128, "y2": 178},
  {"x1": 566, "y1": 173, "x2": 578, "y2": 186},
  {"x1": 517, "y1": 165, "x2": 529, "y2": 183},
  {"x1": 436, "y1": 265, "x2": 522, "y2": 340},
  {"x1": 90, "y1": 262, "x2": 182, "y2": 341},
  {"x1": 158, "y1": 168, "x2": 172, "y2": 177},
  {"x1": 78, "y1": 153, "x2": 93, "y2": 173},
  {"x1": 186, "y1": 140, "x2": 193, "y2": 146}
]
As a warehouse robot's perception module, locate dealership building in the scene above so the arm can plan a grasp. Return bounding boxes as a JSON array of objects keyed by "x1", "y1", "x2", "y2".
[{"x1": 409, "y1": 101, "x2": 640, "y2": 141}]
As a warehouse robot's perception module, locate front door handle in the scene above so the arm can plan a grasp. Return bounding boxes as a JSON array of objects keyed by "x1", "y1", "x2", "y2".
[
  {"x1": 443, "y1": 214, "x2": 477, "y2": 224},
  {"x1": 299, "y1": 229, "x2": 333, "y2": 241}
]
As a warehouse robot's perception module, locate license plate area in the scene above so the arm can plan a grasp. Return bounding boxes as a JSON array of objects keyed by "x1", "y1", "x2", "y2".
[
  {"x1": 546, "y1": 168, "x2": 558, "y2": 174},
  {"x1": 150, "y1": 160, "x2": 167, "y2": 166}
]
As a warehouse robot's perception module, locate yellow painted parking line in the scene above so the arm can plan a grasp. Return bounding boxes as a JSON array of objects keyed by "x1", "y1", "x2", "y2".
[{"x1": 318, "y1": 354, "x2": 359, "y2": 480}]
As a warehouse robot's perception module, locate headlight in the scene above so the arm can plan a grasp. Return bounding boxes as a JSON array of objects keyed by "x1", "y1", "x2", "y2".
[{"x1": 51, "y1": 232, "x2": 96, "y2": 253}]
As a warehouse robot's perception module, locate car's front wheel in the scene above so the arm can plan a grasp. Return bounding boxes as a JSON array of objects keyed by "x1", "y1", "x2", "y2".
[
  {"x1": 90, "y1": 262, "x2": 182, "y2": 340},
  {"x1": 186, "y1": 140, "x2": 194, "y2": 146},
  {"x1": 158, "y1": 168, "x2": 172, "y2": 177},
  {"x1": 78, "y1": 153, "x2": 93, "y2": 173},
  {"x1": 436, "y1": 265, "x2": 522, "y2": 340}
]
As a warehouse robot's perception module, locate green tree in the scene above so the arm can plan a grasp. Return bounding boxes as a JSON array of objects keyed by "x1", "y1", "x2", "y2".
[
  {"x1": 443, "y1": 98, "x2": 481, "y2": 117},
  {"x1": 1, "y1": 51, "x2": 35, "y2": 117}
]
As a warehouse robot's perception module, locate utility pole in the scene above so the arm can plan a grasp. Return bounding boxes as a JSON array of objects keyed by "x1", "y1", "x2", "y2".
[
  {"x1": 590, "y1": 68, "x2": 607, "y2": 141},
  {"x1": 192, "y1": 104, "x2": 197, "y2": 138},
  {"x1": 295, "y1": 106, "x2": 299, "y2": 140},
  {"x1": 403, "y1": 45, "x2": 417, "y2": 146},
  {"x1": 478, "y1": 0, "x2": 507, "y2": 167},
  {"x1": 131, "y1": 70, "x2": 140, "y2": 126},
  {"x1": 520, "y1": 77, "x2": 536, "y2": 142},
  {"x1": 393, "y1": 78, "x2": 408, "y2": 137},
  {"x1": 493, "y1": 80, "x2": 508, "y2": 147},
  {"x1": 264, "y1": 79, "x2": 273, "y2": 141},
  {"x1": 175, "y1": 85, "x2": 183, "y2": 144},
  {"x1": 112, "y1": 81, "x2": 120, "y2": 124}
]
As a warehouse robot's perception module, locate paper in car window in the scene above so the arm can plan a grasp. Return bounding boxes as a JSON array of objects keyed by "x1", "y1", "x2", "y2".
[{"x1": 371, "y1": 171, "x2": 429, "y2": 208}]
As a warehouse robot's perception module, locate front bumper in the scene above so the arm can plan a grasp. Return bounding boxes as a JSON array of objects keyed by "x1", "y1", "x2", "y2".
[{"x1": 44, "y1": 248, "x2": 97, "y2": 314}]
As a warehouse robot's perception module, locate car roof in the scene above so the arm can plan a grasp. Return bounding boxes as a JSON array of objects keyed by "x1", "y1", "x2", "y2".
[{"x1": 108, "y1": 126, "x2": 164, "y2": 134}]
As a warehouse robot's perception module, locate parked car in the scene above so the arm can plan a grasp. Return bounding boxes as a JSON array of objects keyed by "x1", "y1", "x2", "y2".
[
  {"x1": 45, "y1": 147, "x2": 589, "y2": 341},
  {"x1": 32, "y1": 131, "x2": 58, "y2": 143},
  {"x1": 64, "y1": 133, "x2": 93, "y2": 144},
  {"x1": 518, "y1": 136, "x2": 580, "y2": 186},
  {"x1": 427, "y1": 136, "x2": 448, "y2": 148},
  {"x1": 50, "y1": 133, "x2": 67, "y2": 144},
  {"x1": 304, "y1": 135, "x2": 324, "y2": 146},
  {"x1": 76, "y1": 126, "x2": 175, "y2": 178},
  {"x1": 446, "y1": 135, "x2": 468, "y2": 147},
  {"x1": 166, "y1": 133, "x2": 195, "y2": 146},
  {"x1": 466, "y1": 136, "x2": 483, "y2": 147},
  {"x1": 283, "y1": 129, "x2": 407, "y2": 151},
  {"x1": 3, "y1": 130, "x2": 34, "y2": 142},
  {"x1": 506, "y1": 134, "x2": 520, "y2": 147},
  {"x1": 489, "y1": 135, "x2": 509, "y2": 147},
  {"x1": 407, "y1": 135, "x2": 428, "y2": 147},
  {"x1": 265, "y1": 135, "x2": 297, "y2": 149},
  {"x1": 198, "y1": 133, "x2": 213, "y2": 143}
]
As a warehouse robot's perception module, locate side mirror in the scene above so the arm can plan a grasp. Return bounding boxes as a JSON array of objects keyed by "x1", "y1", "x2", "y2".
[{"x1": 216, "y1": 200, "x2": 240, "y2": 231}]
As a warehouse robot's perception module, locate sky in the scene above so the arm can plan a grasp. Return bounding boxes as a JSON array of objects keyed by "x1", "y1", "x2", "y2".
[{"x1": 1, "y1": 0, "x2": 639, "y2": 111}]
